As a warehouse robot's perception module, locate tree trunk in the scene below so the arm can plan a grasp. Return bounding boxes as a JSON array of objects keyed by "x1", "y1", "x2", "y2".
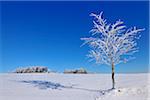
[{"x1": 111, "y1": 63, "x2": 115, "y2": 89}]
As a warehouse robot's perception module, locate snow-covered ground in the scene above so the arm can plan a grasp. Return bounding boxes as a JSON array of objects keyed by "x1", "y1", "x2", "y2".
[{"x1": 0, "y1": 73, "x2": 149, "y2": 100}]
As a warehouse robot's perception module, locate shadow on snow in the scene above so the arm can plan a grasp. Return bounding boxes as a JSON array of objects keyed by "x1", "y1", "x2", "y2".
[
  {"x1": 20, "y1": 80, "x2": 65, "y2": 90},
  {"x1": 20, "y1": 80, "x2": 113, "y2": 95}
]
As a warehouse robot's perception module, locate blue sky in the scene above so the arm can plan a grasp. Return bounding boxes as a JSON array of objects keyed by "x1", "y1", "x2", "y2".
[{"x1": 0, "y1": 1, "x2": 149, "y2": 73}]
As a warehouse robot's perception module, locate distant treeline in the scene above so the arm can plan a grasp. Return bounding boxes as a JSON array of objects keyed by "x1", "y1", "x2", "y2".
[
  {"x1": 14, "y1": 66, "x2": 88, "y2": 74},
  {"x1": 64, "y1": 68, "x2": 87, "y2": 74},
  {"x1": 14, "y1": 66, "x2": 48, "y2": 73}
]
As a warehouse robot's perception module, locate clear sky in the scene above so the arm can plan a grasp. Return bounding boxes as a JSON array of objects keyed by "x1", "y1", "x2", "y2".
[{"x1": 0, "y1": 1, "x2": 149, "y2": 73}]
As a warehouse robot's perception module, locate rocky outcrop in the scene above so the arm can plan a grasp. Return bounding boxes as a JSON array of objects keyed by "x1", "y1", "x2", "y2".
[
  {"x1": 64, "y1": 68, "x2": 87, "y2": 74},
  {"x1": 15, "y1": 66, "x2": 48, "y2": 73}
]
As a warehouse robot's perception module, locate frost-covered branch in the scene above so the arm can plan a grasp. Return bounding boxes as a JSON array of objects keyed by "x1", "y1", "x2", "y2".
[{"x1": 81, "y1": 12, "x2": 144, "y2": 66}]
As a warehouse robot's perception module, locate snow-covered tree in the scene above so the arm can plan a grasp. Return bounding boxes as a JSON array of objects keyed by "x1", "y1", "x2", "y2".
[{"x1": 81, "y1": 12, "x2": 144, "y2": 89}]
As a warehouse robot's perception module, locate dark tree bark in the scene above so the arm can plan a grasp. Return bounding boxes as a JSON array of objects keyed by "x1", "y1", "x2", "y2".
[{"x1": 112, "y1": 63, "x2": 115, "y2": 89}]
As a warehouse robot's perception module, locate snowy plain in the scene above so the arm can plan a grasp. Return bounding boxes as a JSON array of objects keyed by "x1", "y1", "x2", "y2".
[{"x1": 0, "y1": 73, "x2": 149, "y2": 100}]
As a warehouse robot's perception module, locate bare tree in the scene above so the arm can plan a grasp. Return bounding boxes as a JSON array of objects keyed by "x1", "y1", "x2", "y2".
[{"x1": 81, "y1": 12, "x2": 144, "y2": 89}]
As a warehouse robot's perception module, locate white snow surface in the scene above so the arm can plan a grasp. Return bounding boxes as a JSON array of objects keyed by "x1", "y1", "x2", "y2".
[{"x1": 0, "y1": 73, "x2": 149, "y2": 100}]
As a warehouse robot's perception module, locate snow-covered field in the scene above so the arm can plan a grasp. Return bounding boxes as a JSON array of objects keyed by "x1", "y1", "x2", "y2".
[{"x1": 0, "y1": 73, "x2": 149, "y2": 100}]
